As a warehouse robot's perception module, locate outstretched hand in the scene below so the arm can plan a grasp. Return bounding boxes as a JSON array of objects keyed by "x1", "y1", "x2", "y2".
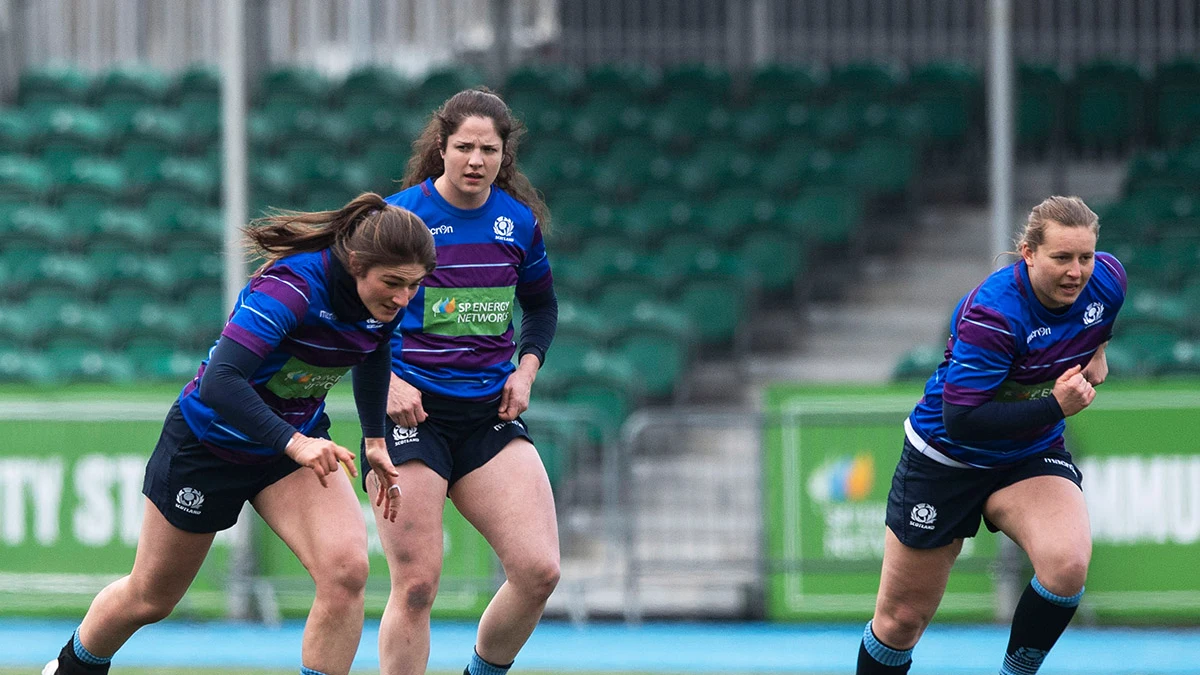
[
  {"x1": 364, "y1": 438, "x2": 400, "y2": 522},
  {"x1": 284, "y1": 433, "x2": 357, "y2": 488}
]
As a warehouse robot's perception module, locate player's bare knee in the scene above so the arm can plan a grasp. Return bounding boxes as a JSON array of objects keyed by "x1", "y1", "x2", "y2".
[
  {"x1": 1038, "y1": 551, "x2": 1089, "y2": 596},
  {"x1": 512, "y1": 555, "x2": 560, "y2": 601},
  {"x1": 314, "y1": 550, "x2": 370, "y2": 601},
  {"x1": 874, "y1": 603, "x2": 932, "y2": 647},
  {"x1": 401, "y1": 579, "x2": 439, "y2": 613}
]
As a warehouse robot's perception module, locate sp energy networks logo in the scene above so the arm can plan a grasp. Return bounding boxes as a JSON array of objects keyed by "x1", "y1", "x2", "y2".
[
  {"x1": 175, "y1": 487, "x2": 205, "y2": 515},
  {"x1": 431, "y1": 297, "x2": 458, "y2": 315},
  {"x1": 806, "y1": 454, "x2": 875, "y2": 504},
  {"x1": 493, "y1": 215, "x2": 515, "y2": 241},
  {"x1": 265, "y1": 357, "x2": 350, "y2": 399},
  {"x1": 424, "y1": 287, "x2": 513, "y2": 337}
]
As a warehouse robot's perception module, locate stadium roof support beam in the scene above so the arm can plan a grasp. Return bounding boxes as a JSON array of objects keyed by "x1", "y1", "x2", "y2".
[{"x1": 988, "y1": 0, "x2": 1014, "y2": 265}]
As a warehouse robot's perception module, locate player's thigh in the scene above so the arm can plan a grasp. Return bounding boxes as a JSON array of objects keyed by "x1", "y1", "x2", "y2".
[
  {"x1": 128, "y1": 497, "x2": 216, "y2": 603},
  {"x1": 873, "y1": 527, "x2": 961, "y2": 642},
  {"x1": 368, "y1": 459, "x2": 449, "y2": 579},
  {"x1": 253, "y1": 466, "x2": 367, "y2": 580},
  {"x1": 984, "y1": 474, "x2": 1091, "y2": 583},
  {"x1": 450, "y1": 438, "x2": 559, "y2": 572}
]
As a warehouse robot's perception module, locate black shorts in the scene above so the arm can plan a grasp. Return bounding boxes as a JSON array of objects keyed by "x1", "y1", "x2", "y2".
[
  {"x1": 885, "y1": 438, "x2": 1084, "y2": 549},
  {"x1": 361, "y1": 392, "x2": 533, "y2": 489},
  {"x1": 142, "y1": 402, "x2": 322, "y2": 533}
]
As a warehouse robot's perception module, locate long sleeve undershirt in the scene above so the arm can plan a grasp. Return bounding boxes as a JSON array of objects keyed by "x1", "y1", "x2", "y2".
[
  {"x1": 352, "y1": 341, "x2": 391, "y2": 438},
  {"x1": 197, "y1": 337, "x2": 297, "y2": 454},
  {"x1": 516, "y1": 287, "x2": 558, "y2": 366},
  {"x1": 942, "y1": 396, "x2": 1065, "y2": 442}
]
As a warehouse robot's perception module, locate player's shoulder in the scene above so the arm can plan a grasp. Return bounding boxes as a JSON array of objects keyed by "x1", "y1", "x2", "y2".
[
  {"x1": 970, "y1": 263, "x2": 1025, "y2": 313},
  {"x1": 490, "y1": 186, "x2": 536, "y2": 226},
  {"x1": 384, "y1": 183, "x2": 425, "y2": 211},
  {"x1": 1093, "y1": 251, "x2": 1128, "y2": 295}
]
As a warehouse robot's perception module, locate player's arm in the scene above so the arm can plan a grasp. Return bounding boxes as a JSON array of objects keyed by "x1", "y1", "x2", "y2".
[
  {"x1": 943, "y1": 396, "x2": 1064, "y2": 442},
  {"x1": 1082, "y1": 341, "x2": 1108, "y2": 386},
  {"x1": 198, "y1": 337, "x2": 297, "y2": 452}
]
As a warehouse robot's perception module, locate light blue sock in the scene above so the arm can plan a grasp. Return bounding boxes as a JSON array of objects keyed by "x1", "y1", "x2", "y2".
[
  {"x1": 468, "y1": 649, "x2": 513, "y2": 675},
  {"x1": 72, "y1": 628, "x2": 111, "y2": 666},
  {"x1": 862, "y1": 620, "x2": 913, "y2": 667},
  {"x1": 300, "y1": 667, "x2": 329, "y2": 675},
  {"x1": 1032, "y1": 574, "x2": 1084, "y2": 607}
]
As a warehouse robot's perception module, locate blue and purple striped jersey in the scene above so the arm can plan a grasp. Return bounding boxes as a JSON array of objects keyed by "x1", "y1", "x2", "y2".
[
  {"x1": 908, "y1": 252, "x2": 1127, "y2": 467},
  {"x1": 177, "y1": 250, "x2": 401, "y2": 458},
  {"x1": 384, "y1": 179, "x2": 553, "y2": 400}
]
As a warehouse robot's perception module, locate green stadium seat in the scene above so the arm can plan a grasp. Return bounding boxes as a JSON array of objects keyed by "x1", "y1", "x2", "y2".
[
  {"x1": 592, "y1": 139, "x2": 671, "y2": 200},
  {"x1": 31, "y1": 254, "x2": 102, "y2": 298},
  {"x1": 570, "y1": 98, "x2": 648, "y2": 149},
  {"x1": 615, "y1": 191, "x2": 693, "y2": 244},
  {"x1": 1152, "y1": 59, "x2": 1200, "y2": 146},
  {"x1": 410, "y1": 66, "x2": 485, "y2": 111},
  {"x1": 361, "y1": 140, "x2": 412, "y2": 187},
  {"x1": 611, "y1": 327, "x2": 690, "y2": 400},
  {"x1": 673, "y1": 277, "x2": 746, "y2": 348},
  {"x1": 583, "y1": 64, "x2": 657, "y2": 105},
  {"x1": 660, "y1": 63, "x2": 732, "y2": 104},
  {"x1": 648, "y1": 93, "x2": 729, "y2": 152},
  {"x1": 593, "y1": 278, "x2": 670, "y2": 318},
  {"x1": 674, "y1": 138, "x2": 754, "y2": 195},
  {"x1": 173, "y1": 65, "x2": 221, "y2": 126},
  {"x1": 755, "y1": 136, "x2": 822, "y2": 197},
  {"x1": 19, "y1": 64, "x2": 93, "y2": 111},
  {"x1": 748, "y1": 63, "x2": 819, "y2": 104},
  {"x1": 124, "y1": 337, "x2": 201, "y2": 380},
  {"x1": 741, "y1": 230, "x2": 807, "y2": 296},
  {"x1": 37, "y1": 107, "x2": 116, "y2": 175},
  {"x1": 905, "y1": 61, "x2": 981, "y2": 147},
  {"x1": 779, "y1": 188, "x2": 863, "y2": 247},
  {"x1": 1070, "y1": 59, "x2": 1146, "y2": 153},
  {"x1": 825, "y1": 62, "x2": 902, "y2": 106},
  {"x1": 174, "y1": 207, "x2": 224, "y2": 248},
  {"x1": 2, "y1": 204, "x2": 73, "y2": 248},
  {"x1": 555, "y1": 299, "x2": 619, "y2": 347},
  {"x1": 45, "y1": 339, "x2": 136, "y2": 383},
  {"x1": 504, "y1": 63, "x2": 581, "y2": 102},
  {"x1": 0, "y1": 109, "x2": 38, "y2": 154},
  {"x1": 0, "y1": 346, "x2": 55, "y2": 384},
  {"x1": 341, "y1": 64, "x2": 411, "y2": 107},
  {"x1": 0, "y1": 303, "x2": 44, "y2": 347},
  {"x1": 697, "y1": 189, "x2": 778, "y2": 244},
  {"x1": 892, "y1": 344, "x2": 945, "y2": 381},
  {"x1": 92, "y1": 64, "x2": 171, "y2": 118},
  {"x1": 0, "y1": 245, "x2": 50, "y2": 296},
  {"x1": 844, "y1": 137, "x2": 917, "y2": 198},
  {"x1": 1017, "y1": 63, "x2": 1066, "y2": 152},
  {"x1": 0, "y1": 155, "x2": 54, "y2": 204},
  {"x1": 730, "y1": 100, "x2": 810, "y2": 149},
  {"x1": 258, "y1": 66, "x2": 331, "y2": 118}
]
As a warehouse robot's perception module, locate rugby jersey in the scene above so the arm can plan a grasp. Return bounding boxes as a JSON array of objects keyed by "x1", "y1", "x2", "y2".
[
  {"x1": 178, "y1": 249, "x2": 401, "y2": 458},
  {"x1": 385, "y1": 179, "x2": 553, "y2": 400},
  {"x1": 907, "y1": 252, "x2": 1127, "y2": 467}
]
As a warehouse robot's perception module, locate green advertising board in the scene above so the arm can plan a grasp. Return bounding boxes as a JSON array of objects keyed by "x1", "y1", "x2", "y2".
[
  {"x1": 764, "y1": 381, "x2": 1200, "y2": 623},
  {"x1": 0, "y1": 390, "x2": 495, "y2": 619}
]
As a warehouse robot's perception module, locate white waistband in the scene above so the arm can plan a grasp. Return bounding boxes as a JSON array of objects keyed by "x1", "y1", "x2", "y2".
[{"x1": 904, "y1": 417, "x2": 974, "y2": 469}]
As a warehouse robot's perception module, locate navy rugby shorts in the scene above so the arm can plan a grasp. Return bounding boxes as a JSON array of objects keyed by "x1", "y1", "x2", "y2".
[
  {"x1": 361, "y1": 392, "x2": 533, "y2": 490},
  {"x1": 884, "y1": 437, "x2": 1084, "y2": 549},
  {"x1": 142, "y1": 401, "x2": 321, "y2": 533}
]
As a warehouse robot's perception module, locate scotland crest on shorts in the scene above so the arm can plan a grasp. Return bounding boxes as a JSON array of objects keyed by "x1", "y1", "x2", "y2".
[
  {"x1": 910, "y1": 502, "x2": 937, "y2": 530},
  {"x1": 175, "y1": 487, "x2": 205, "y2": 515}
]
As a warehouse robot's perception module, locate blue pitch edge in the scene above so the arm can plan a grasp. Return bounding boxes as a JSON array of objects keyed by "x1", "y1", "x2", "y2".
[{"x1": 2, "y1": 619, "x2": 1197, "y2": 673}]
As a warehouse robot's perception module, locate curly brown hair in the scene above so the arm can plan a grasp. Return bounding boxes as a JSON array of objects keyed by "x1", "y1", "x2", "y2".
[{"x1": 402, "y1": 87, "x2": 551, "y2": 232}]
